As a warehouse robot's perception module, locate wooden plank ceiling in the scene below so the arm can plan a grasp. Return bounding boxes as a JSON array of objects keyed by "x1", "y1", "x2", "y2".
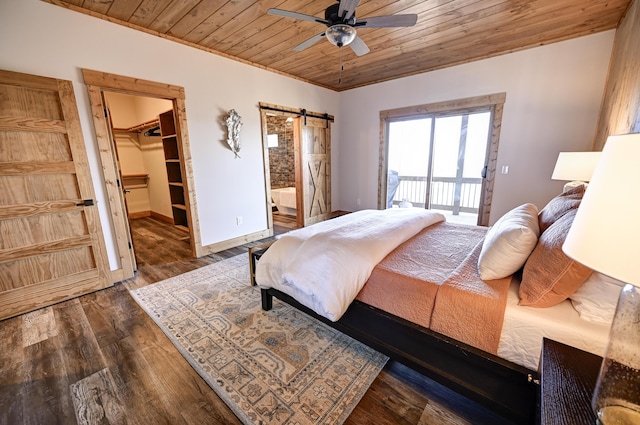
[{"x1": 44, "y1": 0, "x2": 631, "y2": 91}]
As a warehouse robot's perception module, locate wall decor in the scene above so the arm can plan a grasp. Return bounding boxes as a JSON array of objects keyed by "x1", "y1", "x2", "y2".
[{"x1": 223, "y1": 109, "x2": 243, "y2": 158}]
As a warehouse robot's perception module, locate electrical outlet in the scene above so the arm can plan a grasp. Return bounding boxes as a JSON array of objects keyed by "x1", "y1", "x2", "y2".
[
  {"x1": 236, "y1": 216, "x2": 243, "y2": 225},
  {"x1": 357, "y1": 198, "x2": 361, "y2": 206}
]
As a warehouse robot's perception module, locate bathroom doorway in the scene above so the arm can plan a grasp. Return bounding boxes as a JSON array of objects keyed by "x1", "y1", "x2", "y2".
[
  {"x1": 264, "y1": 112, "x2": 300, "y2": 232},
  {"x1": 259, "y1": 103, "x2": 334, "y2": 232}
]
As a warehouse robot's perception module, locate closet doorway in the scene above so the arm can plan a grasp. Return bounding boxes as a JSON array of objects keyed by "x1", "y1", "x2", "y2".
[
  {"x1": 104, "y1": 92, "x2": 192, "y2": 268},
  {"x1": 83, "y1": 70, "x2": 198, "y2": 282}
]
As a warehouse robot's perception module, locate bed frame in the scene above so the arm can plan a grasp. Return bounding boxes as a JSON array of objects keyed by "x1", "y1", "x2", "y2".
[{"x1": 261, "y1": 287, "x2": 539, "y2": 424}]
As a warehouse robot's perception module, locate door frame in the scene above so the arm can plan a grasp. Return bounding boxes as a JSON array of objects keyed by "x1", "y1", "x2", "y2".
[
  {"x1": 82, "y1": 69, "x2": 200, "y2": 281},
  {"x1": 259, "y1": 104, "x2": 302, "y2": 229},
  {"x1": 259, "y1": 102, "x2": 334, "y2": 229},
  {"x1": 378, "y1": 93, "x2": 506, "y2": 226}
]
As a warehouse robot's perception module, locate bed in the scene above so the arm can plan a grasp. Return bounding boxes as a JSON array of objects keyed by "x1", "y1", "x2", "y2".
[
  {"x1": 271, "y1": 187, "x2": 296, "y2": 216},
  {"x1": 254, "y1": 188, "x2": 618, "y2": 423}
]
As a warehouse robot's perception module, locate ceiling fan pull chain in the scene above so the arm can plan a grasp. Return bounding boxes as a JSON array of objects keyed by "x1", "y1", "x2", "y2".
[{"x1": 339, "y1": 46, "x2": 344, "y2": 85}]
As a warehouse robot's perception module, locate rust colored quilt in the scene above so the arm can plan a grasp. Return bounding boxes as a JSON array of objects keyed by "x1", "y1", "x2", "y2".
[
  {"x1": 356, "y1": 221, "x2": 511, "y2": 354},
  {"x1": 430, "y1": 239, "x2": 512, "y2": 353}
]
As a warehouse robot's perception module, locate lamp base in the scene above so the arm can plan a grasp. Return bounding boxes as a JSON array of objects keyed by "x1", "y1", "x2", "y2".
[
  {"x1": 597, "y1": 405, "x2": 640, "y2": 424},
  {"x1": 592, "y1": 284, "x2": 640, "y2": 424},
  {"x1": 563, "y1": 180, "x2": 588, "y2": 192}
]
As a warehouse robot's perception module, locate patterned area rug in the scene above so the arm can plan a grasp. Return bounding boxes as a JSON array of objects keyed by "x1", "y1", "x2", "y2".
[{"x1": 130, "y1": 255, "x2": 388, "y2": 425}]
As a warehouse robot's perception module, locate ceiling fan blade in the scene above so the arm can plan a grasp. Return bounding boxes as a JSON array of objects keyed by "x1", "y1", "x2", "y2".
[
  {"x1": 338, "y1": 0, "x2": 360, "y2": 20},
  {"x1": 349, "y1": 35, "x2": 370, "y2": 56},
  {"x1": 357, "y1": 14, "x2": 418, "y2": 28},
  {"x1": 293, "y1": 32, "x2": 326, "y2": 52},
  {"x1": 268, "y1": 8, "x2": 327, "y2": 25}
]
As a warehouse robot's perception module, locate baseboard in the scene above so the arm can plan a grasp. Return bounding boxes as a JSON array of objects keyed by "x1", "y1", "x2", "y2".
[
  {"x1": 197, "y1": 228, "x2": 273, "y2": 257},
  {"x1": 150, "y1": 211, "x2": 175, "y2": 225},
  {"x1": 128, "y1": 210, "x2": 151, "y2": 219}
]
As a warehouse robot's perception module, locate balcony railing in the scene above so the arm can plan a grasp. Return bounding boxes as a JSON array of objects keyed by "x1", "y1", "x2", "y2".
[{"x1": 390, "y1": 175, "x2": 482, "y2": 214}]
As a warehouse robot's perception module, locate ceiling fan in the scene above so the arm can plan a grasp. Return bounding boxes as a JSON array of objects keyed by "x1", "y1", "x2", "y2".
[{"x1": 267, "y1": 0, "x2": 418, "y2": 56}]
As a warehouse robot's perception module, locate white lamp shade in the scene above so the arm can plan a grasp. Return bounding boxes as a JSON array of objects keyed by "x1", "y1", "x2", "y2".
[
  {"x1": 551, "y1": 151, "x2": 602, "y2": 181},
  {"x1": 563, "y1": 133, "x2": 640, "y2": 286}
]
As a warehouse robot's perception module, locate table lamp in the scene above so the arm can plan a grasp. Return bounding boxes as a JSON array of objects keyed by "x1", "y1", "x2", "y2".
[
  {"x1": 552, "y1": 151, "x2": 602, "y2": 192},
  {"x1": 563, "y1": 133, "x2": 640, "y2": 424}
]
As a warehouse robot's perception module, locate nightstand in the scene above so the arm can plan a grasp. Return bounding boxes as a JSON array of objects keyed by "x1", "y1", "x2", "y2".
[{"x1": 539, "y1": 338, "x2": 602, "y2": 424}]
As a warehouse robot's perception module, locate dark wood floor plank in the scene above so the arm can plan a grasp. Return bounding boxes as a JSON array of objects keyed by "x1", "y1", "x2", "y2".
[
  {"x1": 180, "y1": 399, "x2": 242, "y2": 425},
  {"x1": 79, "y1": 284, "x2": 144, "y2": 349},
  {"x1": 46, "y1": 300, "x2": 111, "y2": 425},
  {"x1": 0, "y1": 312, "x2": 25, "y2": 424},
  {"x1": 70, "y1": 368, "x2": 126, "y2": 425},
  {"x1": 22, "y1": 336, "x2": 75, "y2": 424},
  {"x1": 22, "y1": 307, "x2": 58, "y2": 347},
  {"x1": 137, "y1": 328, "x2": 242, "y2": 425},
  {"x1": 54, "y1": 300, "x2": 109, "y2": 378},
  {"x1": 100, "y1": 336, "x2": 176, "y2": 425},
  {"x1": 347, "y1": 362, "x2": 423, "y2": 425},
  {"x1": 383, "y1": 358, "x2": 517, "y2": 425}
]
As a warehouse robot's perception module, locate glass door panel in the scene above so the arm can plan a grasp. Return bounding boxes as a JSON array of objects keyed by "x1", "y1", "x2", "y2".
[
  {"x1": 385, "y1": 111, "x2": 491, "y2": 225},
  {"x1": 430, "y1": 112, "x2": 491, "y2": 224},
  {"x1": 386, "y1": 118, "x2": 432, "y2": 208}
]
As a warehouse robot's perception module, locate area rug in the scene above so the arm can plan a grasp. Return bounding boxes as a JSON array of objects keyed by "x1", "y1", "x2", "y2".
[{"x1": 130, "y1": 255, "x2": 388, "y2": 425}]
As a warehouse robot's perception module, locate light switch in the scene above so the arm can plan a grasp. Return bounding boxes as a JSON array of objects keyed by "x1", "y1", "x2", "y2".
[{"x1": 501, "y1": 165, "x2": 509, "y2": 175}]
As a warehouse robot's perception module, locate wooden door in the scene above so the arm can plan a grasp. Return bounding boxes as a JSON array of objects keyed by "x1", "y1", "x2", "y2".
[
  {"x1": 104, "y1": 103, "x2": 137, "y2": 270},
  {"x1": 297, "y1": 116, "x2": 332, "y2": 226},
  {"x1": 0, "y1": 69, "x2": 111, "y2": 321}
]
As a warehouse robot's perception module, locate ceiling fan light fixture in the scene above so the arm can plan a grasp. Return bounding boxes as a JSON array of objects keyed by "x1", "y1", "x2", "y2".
[{"x1": 326, "y1": 24, "x2": 356, "y2": 47}]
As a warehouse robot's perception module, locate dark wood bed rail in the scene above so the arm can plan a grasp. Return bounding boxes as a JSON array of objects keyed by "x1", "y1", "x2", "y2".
[{"x1": 261, "y1": 287, "x2": 538, "y2": 424}]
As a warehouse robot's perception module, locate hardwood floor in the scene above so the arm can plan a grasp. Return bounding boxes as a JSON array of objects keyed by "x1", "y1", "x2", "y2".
[
  {"x1": 272, "y1": 211, "x2": 300, "y2": 232},
  {"x1": 0, "y1": 217, "x2": 518, "y2": 425}
]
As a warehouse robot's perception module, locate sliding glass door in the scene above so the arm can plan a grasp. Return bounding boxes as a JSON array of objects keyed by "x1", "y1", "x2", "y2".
[
  {"x1": 386, "y1": 117, "x2": 432, "y2": 208},
  {"x1": 385, "y1": 111, "x2": 492, "y2": 225}
]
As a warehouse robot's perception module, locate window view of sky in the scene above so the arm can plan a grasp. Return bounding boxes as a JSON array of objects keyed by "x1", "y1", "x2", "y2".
[{"x1": 388, "y1": 112, "x2": 490, "y2": 179}]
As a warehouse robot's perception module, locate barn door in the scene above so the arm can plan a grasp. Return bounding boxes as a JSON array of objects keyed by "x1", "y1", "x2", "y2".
[
  {"x1": 298, "y1": 116, "x2": 332, "y2": 226},
  {"x1": 0, "y1": 69, "x2": 111, "y2": 321}
]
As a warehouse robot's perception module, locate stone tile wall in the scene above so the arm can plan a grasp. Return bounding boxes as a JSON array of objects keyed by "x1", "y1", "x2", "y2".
[{"x1": 267, "y1": 116, "x2": 295, "y2": 189}]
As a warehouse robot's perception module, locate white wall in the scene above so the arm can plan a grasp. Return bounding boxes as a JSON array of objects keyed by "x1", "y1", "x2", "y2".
[
  {"x1": 338, "y1": 32, "x2": 615, "y2": 223},
  {"x1": 0, "y1": 0, "x2": 339, "y2": 270}
]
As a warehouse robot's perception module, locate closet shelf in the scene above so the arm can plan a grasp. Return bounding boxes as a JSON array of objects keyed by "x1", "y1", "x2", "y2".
[
  {"x1": 160, "y1": 109, "x2": 189, "y2": 230},
  {"x1": 122, "y1": 174, "x2": 149, "y2": 189},
  {"x1": 122, "y1": 173, "x2": 149, "y2": 179},
  {"x1": 113, "y1": 119, "x2": 159, "y2": 134}
]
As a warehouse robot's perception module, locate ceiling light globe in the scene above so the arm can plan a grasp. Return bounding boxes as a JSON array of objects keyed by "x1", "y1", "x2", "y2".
[{"x1": 326, "y1": 24, "x2": 356, "y2": 47}]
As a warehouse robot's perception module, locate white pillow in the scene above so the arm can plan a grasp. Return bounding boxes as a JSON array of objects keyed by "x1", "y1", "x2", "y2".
[
  {"x1": 570, "y1": 273, "x2": 624, "y2": 324},
  {"x1": 478, "y1": 203, "x2": 540, "y2": 280}
]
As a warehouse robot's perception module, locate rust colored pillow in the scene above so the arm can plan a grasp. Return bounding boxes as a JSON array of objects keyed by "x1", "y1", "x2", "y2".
[
  {"x1": 519, "y1": 209, "x2": 592, "y2": 307},
  {"x1": 538, "y1": 185, "x2": 585, "y2": 233}
]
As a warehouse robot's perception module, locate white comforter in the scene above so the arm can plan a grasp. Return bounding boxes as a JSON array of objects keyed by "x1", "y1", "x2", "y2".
[{"x1": 256, "y1": 208, "x2": 445, "y2": 321}]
